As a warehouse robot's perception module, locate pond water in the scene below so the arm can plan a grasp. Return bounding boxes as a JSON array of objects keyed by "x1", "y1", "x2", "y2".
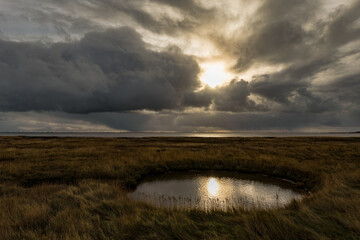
[{"x1": 129, "y1": 172, "x2": 305, "y2": 211}]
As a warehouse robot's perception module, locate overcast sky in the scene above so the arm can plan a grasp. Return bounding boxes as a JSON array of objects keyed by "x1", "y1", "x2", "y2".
[{"x1": 0, "y1": 0, "x2": 359, "y2": 132}]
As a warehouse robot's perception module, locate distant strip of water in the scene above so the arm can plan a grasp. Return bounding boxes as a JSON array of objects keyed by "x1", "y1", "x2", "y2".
[{"x1": 0, "y1": 131, "x2": 359, "y2": 138}]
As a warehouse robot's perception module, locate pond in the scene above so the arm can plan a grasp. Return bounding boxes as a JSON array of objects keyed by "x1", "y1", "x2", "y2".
[{"x1": 128, "y1": 171, "x2": 306, "y2": 211}]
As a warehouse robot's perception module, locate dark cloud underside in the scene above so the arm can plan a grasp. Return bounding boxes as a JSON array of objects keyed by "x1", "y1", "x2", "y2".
[{"x1": 0, "y1": 27, "x2": 202, "y2": 113}]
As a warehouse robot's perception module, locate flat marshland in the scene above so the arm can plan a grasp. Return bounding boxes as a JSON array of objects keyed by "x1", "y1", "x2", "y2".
[{"x1": 0, "y1": 137, "x2": 359, "y2": 239}]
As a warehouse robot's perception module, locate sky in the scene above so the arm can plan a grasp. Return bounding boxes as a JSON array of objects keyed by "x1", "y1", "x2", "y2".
[{"x1": 0, "y1": 0, "x2": 359, "y2": 132}]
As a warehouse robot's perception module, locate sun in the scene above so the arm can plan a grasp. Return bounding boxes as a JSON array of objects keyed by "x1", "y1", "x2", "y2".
[{"x1": 200, "y1": 61, "x2": 234, "y2": 88}]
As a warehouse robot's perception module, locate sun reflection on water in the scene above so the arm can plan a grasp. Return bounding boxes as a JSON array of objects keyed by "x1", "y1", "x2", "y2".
[
  {"x1": 207, "y1": 178, "x2": 219, "y2": 197},
  {"x1": 131, "y1": 173, "x2": 304, "y2": 211}
]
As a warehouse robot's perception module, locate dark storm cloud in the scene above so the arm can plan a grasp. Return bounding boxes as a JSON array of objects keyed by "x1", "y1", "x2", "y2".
[
  {"x1": 0, "y1": 27, "x2": 202, "y2": 113},
  {"x1": 319, "y1": 73, "x2": 360, "y2": 110},
  {"x1": 209, "y1": 0, "x2": 319, "y2": 72},
  {"x1": 248, "y1": 54, "x2": 334, "y2": 105},
  {"x1": 2, "y1": 110, "x2": 358, "y2": 132},
  {"x1": 81, "y1": 0, "x2": 199, "y2": 34},
  {"x1": 182, "y1": 80, "x2": 268, "y2": 112},
  {"x1": 176, "y1": 112, "x2": 342, "y2": 131},
  {"x1": 73, "y1": 0, "x2": 215, "y2": 35},
  {"x1": 213, "y1": 79, "x2": 265, "y2": 112},
  {"x1": 19, "y1": 0, "x2": 210, "y2": 37},
  {"x1": 210, "y1": 0, "x2": 360, "y2": 74},
  {"x1": 72, "y1": 111, "x2": 342, "y2": 132},
  {"x1": 321, "y1": 1, "x2": 360, "y2": 47},
  {"x1": 183, "y1": 86, "x2": 214, "y2": 109},
  {"x1": 0, "y1": 25, "x2": 268, "y2": 115},
  {"x1": 215, "y1": 0, "x2": 360, "y2": 116}
]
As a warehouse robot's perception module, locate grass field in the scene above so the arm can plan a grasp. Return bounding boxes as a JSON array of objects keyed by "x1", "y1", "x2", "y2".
[{"x1": 0, "y1": 136, "x2": 359, "y2": 240}]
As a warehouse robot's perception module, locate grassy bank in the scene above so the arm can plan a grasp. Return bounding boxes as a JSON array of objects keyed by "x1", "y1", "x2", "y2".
[{"x1": 0, "y1": 137, "x2": 359, "y2": 239}]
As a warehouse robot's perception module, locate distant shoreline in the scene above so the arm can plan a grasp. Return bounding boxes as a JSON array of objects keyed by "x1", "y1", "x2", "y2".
[{"x1": 0, "y1": 131, "x2": 360, "y2": 138}]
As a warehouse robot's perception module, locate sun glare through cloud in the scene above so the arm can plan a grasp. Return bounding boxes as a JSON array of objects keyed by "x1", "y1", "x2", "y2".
[{"x1": 200, "y1": 61, "x2": 235, "y2": 88}]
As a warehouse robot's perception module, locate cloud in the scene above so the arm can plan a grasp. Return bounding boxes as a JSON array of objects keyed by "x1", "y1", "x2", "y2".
[
  {"x1": 0, "y1": 0, "x2": 214, "y2": 42},
  {"x1": 212, "y1": 79, "x2": 266, "y2": 112},
  {"x1": 3, "y1": 110, "x2": 358, "y2": 132},
  {"x1": 0, "y1": 0, "x2": 359, "y2": 131},
  {"x1": 222, "y1": 0, "x2": 360, "y2": 115},
  {"x1": 0, "y1": 27, "x2": 202, "y2": 113}
]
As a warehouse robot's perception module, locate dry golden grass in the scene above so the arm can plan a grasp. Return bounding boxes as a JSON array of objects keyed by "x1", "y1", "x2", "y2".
[{"x1": 0, "y1": 136, "x2": 359, "y2": 239}]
